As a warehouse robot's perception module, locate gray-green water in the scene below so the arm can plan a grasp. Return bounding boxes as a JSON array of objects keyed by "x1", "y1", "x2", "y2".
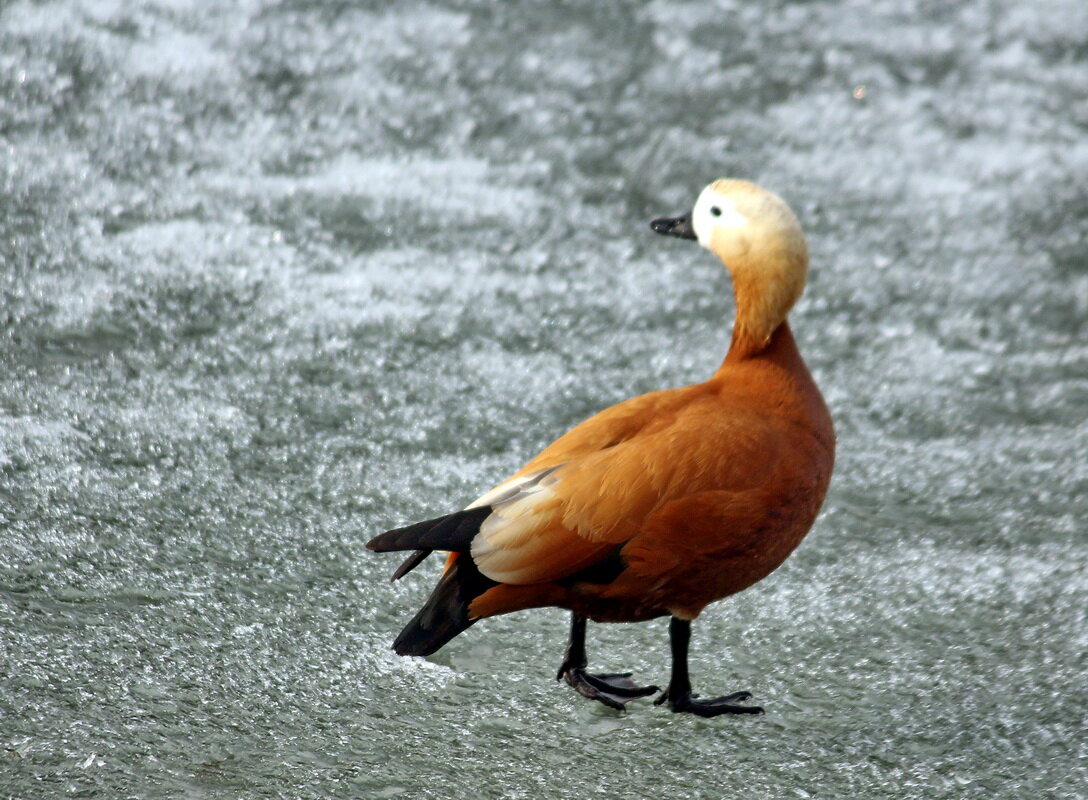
[{"x1": 2, "y1": 1, "x2": 1086, "y2": 797}]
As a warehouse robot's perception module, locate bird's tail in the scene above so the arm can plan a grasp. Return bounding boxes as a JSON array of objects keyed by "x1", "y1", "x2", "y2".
[
  {"x1": 367, "y1": 507, "x2": 496, "y2": 656},
  {"x1": 391, "y1": 552, "x2": 496, "y2": 656}
]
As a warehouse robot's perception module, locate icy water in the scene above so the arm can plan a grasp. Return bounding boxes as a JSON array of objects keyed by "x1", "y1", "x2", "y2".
[{"x1": 2, "y1": 0, "x2": 1086, "y2": 797}]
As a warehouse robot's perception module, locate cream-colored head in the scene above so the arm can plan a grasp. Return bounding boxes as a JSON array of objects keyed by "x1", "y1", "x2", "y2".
[{"x1": 653, "y1": 179, "x2": 809, "y2": 349}]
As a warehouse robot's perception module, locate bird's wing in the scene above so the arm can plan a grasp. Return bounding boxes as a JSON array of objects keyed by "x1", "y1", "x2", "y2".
[
  {"x1": 463, "y1": 384, "x2": 695, "y2": 513},
  {"x1": 467, "y1": 392, "x2": 783, "y2": 585}
]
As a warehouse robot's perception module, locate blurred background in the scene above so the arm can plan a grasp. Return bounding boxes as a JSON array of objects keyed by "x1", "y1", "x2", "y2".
[{"x1": 1, "y1": 1, "x2": 1085, "y2": 797}]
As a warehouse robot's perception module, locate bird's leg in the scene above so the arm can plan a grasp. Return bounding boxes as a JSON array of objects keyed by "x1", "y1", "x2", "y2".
[
  {"x1": 556, "y1": 613, "x2": 658, "y2": 710},
  {"x1": 654, "y1": 617, "x2": 763, "y2": 716}
]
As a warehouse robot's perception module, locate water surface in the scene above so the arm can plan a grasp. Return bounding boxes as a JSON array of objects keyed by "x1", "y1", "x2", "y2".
[{"x1": 1, "y1": 1, "x2": 1086, "y2": 797}]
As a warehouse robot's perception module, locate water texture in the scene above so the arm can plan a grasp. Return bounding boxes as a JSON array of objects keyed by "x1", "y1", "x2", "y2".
[{"x1": 1, "y1": 1, "x2": 1086, "y2": 797}]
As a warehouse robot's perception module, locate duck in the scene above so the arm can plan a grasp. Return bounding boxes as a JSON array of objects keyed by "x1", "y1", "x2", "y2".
[{"x1": 367, "y1": 179, "x2": 835, "y2": 717}]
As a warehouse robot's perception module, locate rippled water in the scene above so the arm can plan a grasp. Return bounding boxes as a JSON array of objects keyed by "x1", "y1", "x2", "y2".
[{"x1": 2, "y1": 1, "x2": 1086, "y2": 797}]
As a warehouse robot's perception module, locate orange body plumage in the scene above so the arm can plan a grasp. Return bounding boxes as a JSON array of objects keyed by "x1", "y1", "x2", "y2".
[
  {"x1": 467, "y1": 322, "x2": 833, "y2": 624},
  {"x1": 369, "y1": 179, "x2": 835, "y2": 716}
]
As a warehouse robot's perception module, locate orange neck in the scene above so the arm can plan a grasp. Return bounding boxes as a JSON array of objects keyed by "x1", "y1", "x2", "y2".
[
  {"x1": 723, "y1": 266, "x2": 792, "y2": 362},
  {"x1": 722, "y1": 318, "x2": 798, "y2": 366},
  {"x1": 722, "y1": 256, "x2": 803, "y2": 359}
]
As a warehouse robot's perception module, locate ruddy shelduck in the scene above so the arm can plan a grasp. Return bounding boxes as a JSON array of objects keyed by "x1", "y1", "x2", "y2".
[{"x1": 368, "y1": 179, "x2": 835, "y2": 716}]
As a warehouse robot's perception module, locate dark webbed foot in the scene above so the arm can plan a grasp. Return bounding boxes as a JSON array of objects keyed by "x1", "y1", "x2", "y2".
[
  {"x1": 559, "y1": 666, "x2": 659, "y2": 710},
  {"x1": 556, "y1": 614, "x2": 657, "y2": 710},
  {"x1": 655, "y1": 617, "x2": 765, "y2": 717},
  {"x1": 654, "y1": 688, "x2": 763, "y2": 717}
]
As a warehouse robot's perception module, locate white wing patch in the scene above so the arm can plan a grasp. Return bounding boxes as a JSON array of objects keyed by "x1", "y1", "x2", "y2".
[
  {"x1": 476, "y1": 485, "x2": 557, "y2": 549},
  {"x1": 464, "y1": 464, "x2": 563, "y2": 510},
  {"x1": 465, "y1": 465, "x2": 568, "y2": 583}
]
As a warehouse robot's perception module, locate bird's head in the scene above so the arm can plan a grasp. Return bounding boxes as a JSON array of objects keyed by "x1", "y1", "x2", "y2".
[{"x1": 652, "y1": 179, "x2": 809, "y2": 346}]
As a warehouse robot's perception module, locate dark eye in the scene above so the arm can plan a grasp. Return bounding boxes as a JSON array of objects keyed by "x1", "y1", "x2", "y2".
[{"x1": 710, "y1": 206, "x2": 722, "y2": 217}]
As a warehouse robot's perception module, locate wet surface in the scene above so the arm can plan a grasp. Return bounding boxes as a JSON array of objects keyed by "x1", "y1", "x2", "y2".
[{"x1": 1, "y1": 1, "x2": 1086, "y2": 797}]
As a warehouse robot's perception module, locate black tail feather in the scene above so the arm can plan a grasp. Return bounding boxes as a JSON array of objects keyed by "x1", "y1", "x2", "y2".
[
  {"x1": 367, "y1": 506, "x2": 492, "y2": 554},
  {"x1": 390, "y1": 549, "x2": 431, "y2": 582},
  {"x1": 392, "y1": 554, "x2": 497, "y2": 656},
  {"x1": 368, "y1": 506, "x2": 497, "y2": 656}
]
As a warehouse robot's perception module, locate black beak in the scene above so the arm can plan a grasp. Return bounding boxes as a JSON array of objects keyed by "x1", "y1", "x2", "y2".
[{"x1": 650, "y1": 214, "x2": 697, "y2": 240}]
